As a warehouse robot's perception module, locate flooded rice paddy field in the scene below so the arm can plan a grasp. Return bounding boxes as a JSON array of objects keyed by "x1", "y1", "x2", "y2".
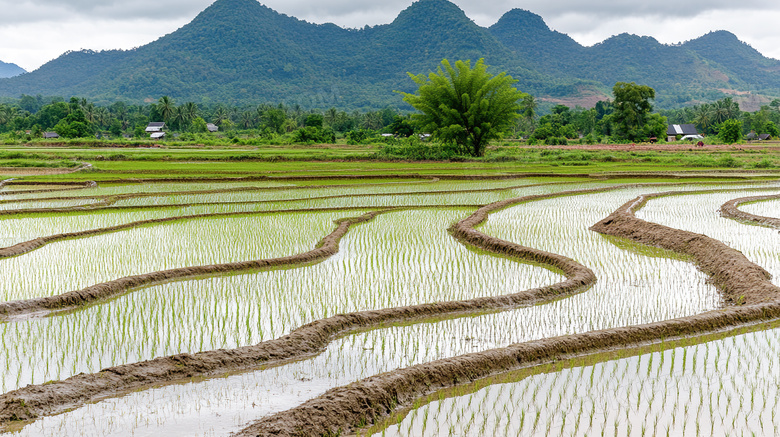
[{"x1": 0, "y1": 175, "x2": 779, "y2": 436}]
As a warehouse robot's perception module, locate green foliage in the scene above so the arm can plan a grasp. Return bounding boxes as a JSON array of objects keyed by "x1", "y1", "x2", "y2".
[
  {"x1": 611, "y1": 82, "x2": 658, "y2": 141},
  {"x1": 291, "y1": 126, "x2": 336, "y2": 143},
  {"x1": 379, "y1": 136, "x2": 465, "y2": 160},
  {"x1": 400, "y1": 58, "x2": 525, "y2": 157},
  {"x1": 718, "y1": 119, "x2": 743, "y2": 144},
  {"x1": 190, "y1": 117, "x2": 209, "y2": 133},
  {"x1": 388, "y1": 116, "x2": 415, "y2": 137},
  {"x1": 346, "y1": 129, "x2": 374, "y2": 145},
  {"x1": 53, "y1": 109, "x2": 93, "y2": 138}
]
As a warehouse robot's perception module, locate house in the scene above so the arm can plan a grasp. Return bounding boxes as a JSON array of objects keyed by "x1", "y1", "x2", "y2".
[
  {"x1": 746, "y1": 132, "x2": 759, "y2": 141},
  {"x1": 760, "y1": 134, "x2": 772, "y2": 141},
  {"x1": 145, "y1": 122, "x2": 166, "y2": 133},
  {"x1": 150, "y1": 132, "x2": 166, "y2": 140},
  {"x1": 207, "y1": 123, "x2": 219, "y2": 132},
  {"x1": 43, "y1": 132, "x2": 59, "y2": 139},
  {"x1": 666, "y1": 124, "x2": 698, "y2": 142}
]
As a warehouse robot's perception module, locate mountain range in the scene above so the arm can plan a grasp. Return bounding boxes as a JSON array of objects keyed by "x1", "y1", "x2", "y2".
[
  {"x1": 0, "y1": 0, "x2": 778, "y2": 110},
  {"x1": 0, "y1": 60, "x2": 25, "y2": 79}
]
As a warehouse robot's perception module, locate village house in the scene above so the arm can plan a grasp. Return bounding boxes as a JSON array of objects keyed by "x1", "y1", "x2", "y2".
[{"x1": 666, "y1": 124, "x2": 699, "y2": 142}]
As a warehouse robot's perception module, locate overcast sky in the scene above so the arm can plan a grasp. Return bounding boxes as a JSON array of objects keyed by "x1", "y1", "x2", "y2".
[{"x1": 3, "y1": 0, "x2": 780, "y2": 71}]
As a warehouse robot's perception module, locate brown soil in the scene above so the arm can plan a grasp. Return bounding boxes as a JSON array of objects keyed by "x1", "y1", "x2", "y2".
[
  {"x1": 0, "y1": 163, "x2": 92, "y2": 176},
  {"x1": 516, "y1": 143, "x2": 780, "y2": 152},
  {"x1": 235, "y1": 189, "x2": 780, "y2": 437},
  {"x1": 0, "y1": 190, "x2": 600, "y2": 429},
  {"x1": 590, "y1": 192, "x2": 780, "y2": 305},
  {"x1": 721, "y1": 193, "x2": 780, "y2": 228},
  {"x1": 3, "y1": 183, "x2": 779, "y2": 434}
]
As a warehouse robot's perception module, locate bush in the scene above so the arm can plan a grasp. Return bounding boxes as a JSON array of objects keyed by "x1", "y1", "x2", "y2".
[
  {"x1": 346, "y1": 129, "x2": 374, "y2": 145},
  {"x1": 379, "y1": 137, "x2": 466, "y2": 160},
  {"x1": 718, "y1": 119, "x2": 742, "y2": 144},
  {"x1": 544, "y1": 136, "x2": 568, "y2": 146},
  {"x1": 292, "y1": 126, "x2": 336, "y2": 144},
  {"x1": 716, "y1": 154, "x2": 741, "y2": 168}
]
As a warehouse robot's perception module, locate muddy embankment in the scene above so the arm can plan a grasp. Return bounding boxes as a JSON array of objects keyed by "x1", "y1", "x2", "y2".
[
  {"x1": 236, "y1": 190, "x2": 780, "y2": 437},
  {"x1": 0, "y1": 190, "x2": 601, "y2": 428},
  {"x1": 0, "y1": 181, "x2": 96, "y2": 196},
  {"x1": 0, "y1": 205, "x2": 476, "y2": 260},
  {"x1": 721, "y1": 193, "x2": 780, "y2": 228},
  {"x1": 0, "y1": 208, "x2": 393, "y2": 318}
]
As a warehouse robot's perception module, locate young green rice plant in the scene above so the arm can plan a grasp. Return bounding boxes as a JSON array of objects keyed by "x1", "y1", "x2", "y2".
[{"x1": 5, "y1": 181, "x2": 778, "y2": 436}]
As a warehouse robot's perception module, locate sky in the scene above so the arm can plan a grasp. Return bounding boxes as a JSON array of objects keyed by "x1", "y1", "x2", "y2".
[{"x1": 3, "y1": 0, "x2": 780, "y2": 72}]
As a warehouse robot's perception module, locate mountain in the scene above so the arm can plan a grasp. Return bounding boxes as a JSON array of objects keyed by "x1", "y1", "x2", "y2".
[
  {"x1": 0, "y1": 60, "x2": 25, "y2": 79},
  {"x1": 0, "y1": 0, "x2": 778, "y2": 109}
]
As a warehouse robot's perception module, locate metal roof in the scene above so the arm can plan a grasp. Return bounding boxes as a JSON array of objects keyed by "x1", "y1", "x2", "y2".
[{"x1": 666, "y1": 124, "x2": 698, "y2": 136}]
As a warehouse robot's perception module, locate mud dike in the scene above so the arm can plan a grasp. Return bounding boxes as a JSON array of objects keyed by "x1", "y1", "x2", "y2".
[{"x1": 1, "y1": 178, "x2": 779, "y2": 435}]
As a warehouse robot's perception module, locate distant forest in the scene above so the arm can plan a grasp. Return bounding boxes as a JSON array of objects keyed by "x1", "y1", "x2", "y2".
[{"x1": 1, "y1": 0, "x2": 779, "y2": 110}]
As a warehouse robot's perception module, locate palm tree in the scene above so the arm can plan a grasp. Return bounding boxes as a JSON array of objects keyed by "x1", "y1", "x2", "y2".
[
  {"x1": 693, "y1": 105, "x2": 714, "y2": 134},
  {"x1": 180, "y1": 102, "x2": 199, "y2": 128},
  {"x1": 213, "y1": 106, "x2": 229, "y2": 126},
  {"x1": 157, "y1": 96, "x2": 175, "y2": 123},
  {"x1": 240, "y1": 111, "x2": 256, "y2": 129}
]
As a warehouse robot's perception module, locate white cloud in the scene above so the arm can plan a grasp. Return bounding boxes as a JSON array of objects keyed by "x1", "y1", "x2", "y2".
[
  {"x1": 548, "y1": 9, "x2": 780, "y2": 60},
  {"x1": 0, "y1": 17, "x2": 192, "y2": 71},
  {"x1": 2, "y1": 0, "x2": 780, "y2": 70}
]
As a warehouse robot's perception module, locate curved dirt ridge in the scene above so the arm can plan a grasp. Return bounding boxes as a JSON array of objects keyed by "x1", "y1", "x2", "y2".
[
  {"x1": 236, "y1": 189, "x2": 780, "y2": 437},
  {"x1": 0, "y1": 181, "x2": 97, "y2": 196},
  {"x1": 592, "y1": 191, "x2": 779, "y2": 305},
  {"x1": 0, "y1": 205, "x2": 474, "y2": 259},
  {"x1": 0, "y1": 180, "x2": 550, "y2": 216},
  {"x1": 0, "y1": 192, "x2": 599, "y2": 428},
  {"x1": 0, "y1": 208, "x2": 399, "y2": 317},
  {"x1": 721, "y1": 193, "x2": 780, "y2": 228}
]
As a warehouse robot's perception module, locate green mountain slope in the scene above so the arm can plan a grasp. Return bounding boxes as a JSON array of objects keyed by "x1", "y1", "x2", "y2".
[
  {"x1": 0, "y1": 60, "x2": 26, "y2": 79},
  {"x1": 0, "y1": 0, "x2": 779, "y2": 109},
  {"x1": 682, "y1": 31, "x2": 780, "y2": 91}
]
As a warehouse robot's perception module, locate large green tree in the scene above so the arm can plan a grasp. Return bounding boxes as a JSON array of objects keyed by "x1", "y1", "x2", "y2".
[
  {"x1": 611, "y1": 82, "x2": 657, "y2": 141},
  {"x1": 400, "y1": 59, "x2": 526, "y2": 157}
]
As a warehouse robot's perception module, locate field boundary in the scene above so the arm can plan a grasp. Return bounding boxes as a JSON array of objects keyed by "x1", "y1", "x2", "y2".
[
  {"x1": 235, "y1": 188, "x2": 780, "y2": 436},
  {"x1": 0, "y1": 191, "x2": 600, "y2": 428}
]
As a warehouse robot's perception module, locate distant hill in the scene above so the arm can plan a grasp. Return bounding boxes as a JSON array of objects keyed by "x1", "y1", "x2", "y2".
[
  {"x1": 0, "y1": 60, "x2": 25, "y2": 79},
  {"x1": 0, "y1": 0, "x2": 779, "y2": 109}
]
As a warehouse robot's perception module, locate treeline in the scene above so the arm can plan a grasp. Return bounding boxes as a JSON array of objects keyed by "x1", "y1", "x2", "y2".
[
  {"x1": 661, "y1": 97, "x2": 780, "y2": 138},
  {"x1": 0, "y1": 95, "x2": 415, "y2": 144}
]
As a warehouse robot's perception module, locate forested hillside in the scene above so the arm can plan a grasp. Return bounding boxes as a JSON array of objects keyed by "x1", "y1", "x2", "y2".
[
  {"x1": 0, "y1": 61, "x2": 25, "y2": 79},
  {"x1": 0, "y1": 0, "x2": 778, "y2": 109}
]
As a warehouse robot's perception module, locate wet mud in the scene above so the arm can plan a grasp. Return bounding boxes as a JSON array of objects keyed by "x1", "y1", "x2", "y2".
[
  {"x1": 0, "y1": 191, "x2": 599, "y2": 428},
  {"x1": 235, "y1": 189, "x2": 780, "y2": 437},
  {"x1": 720, "y1": 193, "x2": 780, "y2": 228}
]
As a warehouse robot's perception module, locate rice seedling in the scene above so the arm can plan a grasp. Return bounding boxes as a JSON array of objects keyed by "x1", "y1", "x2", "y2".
[{"x1": 4, "y1": 178, "x2": 780, "y2": 436}]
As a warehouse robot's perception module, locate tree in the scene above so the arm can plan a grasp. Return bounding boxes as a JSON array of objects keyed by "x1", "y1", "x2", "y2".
[
  {"x1": 157, "y1": 96, "x2": 175, "y2": 123},
  {"x1": 718, "y1": 119, "x2": 742, "y2": 144},
  {"x1": 53, "y1": 108, "x2": 93, "y2": 138},
  {"x1": 611, "y1": 82, "x2": 656, "y2": 141},
  {"x1": 400, "y1": 59, "x2": 526, "y2": 157}
]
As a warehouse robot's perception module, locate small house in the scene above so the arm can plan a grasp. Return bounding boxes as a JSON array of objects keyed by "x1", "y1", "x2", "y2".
[
  {"x1": 43, "y1": 132, "x2": 59, "y2": 139},
  {"x1": 746, "y1": 132, "x2": 759, "y2": 141},
  {"x1": 759, "y1": 134, "x2": 772, "y2": 141},
  {"x1": 145, "y1": 122, "x2": 166, "y2": 133},
  {"x1": 150, "y1": 132, "x2": 166, "y2": 140},
  {"x1": 666, "y1": 124, "x2": 698, "y2": 142},
  {"x1": 207, "y1": 123, "x2": 219, "y2": 133}
]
